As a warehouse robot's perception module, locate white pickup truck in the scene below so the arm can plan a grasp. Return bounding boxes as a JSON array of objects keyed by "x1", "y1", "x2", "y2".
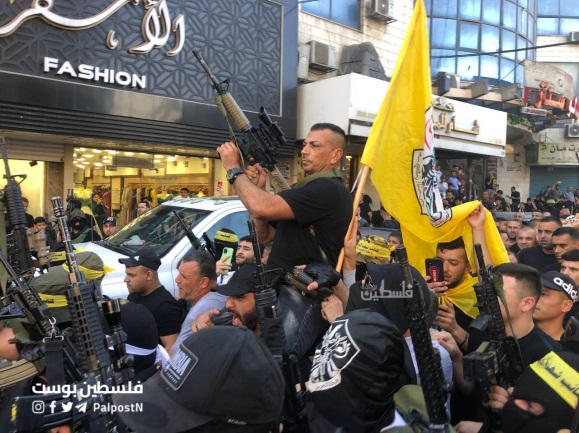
[{"x1": 76, "y1": 196, "x2": 249, "y2": 299}]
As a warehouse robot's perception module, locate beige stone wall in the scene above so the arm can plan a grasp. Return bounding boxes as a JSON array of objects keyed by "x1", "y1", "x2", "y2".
[
  {"x1": 298, "y1": 0, "x2": 415, "y2": 81},
  {"x1": 496, "y1": 143, "x2": 531, "y2": 202}
]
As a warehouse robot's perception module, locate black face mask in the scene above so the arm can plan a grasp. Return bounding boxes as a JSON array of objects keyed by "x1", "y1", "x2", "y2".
[{"x1": 501, "y1": 398, "x2": 536, "y2": 433}]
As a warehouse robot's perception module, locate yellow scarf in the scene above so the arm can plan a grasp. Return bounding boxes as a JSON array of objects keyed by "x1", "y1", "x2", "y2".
[{"x1": 440, "y1": 274, "x2": 479, "y2": 319}]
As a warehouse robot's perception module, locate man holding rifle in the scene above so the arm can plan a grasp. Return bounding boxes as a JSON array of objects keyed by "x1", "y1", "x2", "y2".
[
  {"x1": 216, "y1": 123, "x2": 352, "y2": 358},
  {"x1": 217, "y1": 122, "x2": 351, "y2": 273}
]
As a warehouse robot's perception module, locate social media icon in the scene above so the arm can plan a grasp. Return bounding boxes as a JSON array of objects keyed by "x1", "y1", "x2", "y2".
[
  {"x1": 32, "y1": 401, "x2": 45, "y2": 414},
  {"x1": 62, "y1": 402, "x2": 73, "y2": 412},
  {"x1": 76, "y1": 402, "x2": 88, "y2": 413}
]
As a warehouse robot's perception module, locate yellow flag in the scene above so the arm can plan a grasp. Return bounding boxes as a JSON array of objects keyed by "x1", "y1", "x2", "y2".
[{"x1": 361, "y1": 0, "x2": 508, "y2": 273}]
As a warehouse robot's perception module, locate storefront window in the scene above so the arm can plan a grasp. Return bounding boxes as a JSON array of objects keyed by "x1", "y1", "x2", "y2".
[{"x1": 301, "y1": 0, "x2": 360, "y2": 29}]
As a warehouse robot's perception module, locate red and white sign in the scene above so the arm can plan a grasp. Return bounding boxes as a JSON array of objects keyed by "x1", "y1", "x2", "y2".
[{"x1": 520, "y1": 106, "x2": 549, "y2": 116}]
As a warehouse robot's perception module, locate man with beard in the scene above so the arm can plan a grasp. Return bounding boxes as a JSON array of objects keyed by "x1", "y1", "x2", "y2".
[
  {"x1": 192, "y1": 264, "x2": 260, "y2": 333},
  {"x1": 517, "y1": 216, "x2": 562, "y2": 272},
  {"x1": 427, "y1": 203, "x2": 492, "y2": 352}
]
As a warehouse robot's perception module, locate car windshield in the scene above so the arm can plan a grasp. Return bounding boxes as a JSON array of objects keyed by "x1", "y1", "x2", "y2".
[{"x1": 102, "y1": 205, "x2": 211, "y2": 257}]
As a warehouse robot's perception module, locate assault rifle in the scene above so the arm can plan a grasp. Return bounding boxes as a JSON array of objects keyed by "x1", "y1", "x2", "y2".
[
  {"x1": 11, "y1": 197, "x2": 133, "y2": 433},
  {"x1": 398, "y1": 246, "x2": 451, "y2": 432},
  {"x1": 462, "y1": 244, "x2": 524, "y2": 432},
  {"x1": 1, "y1": 137, "x2": 34, "y2": 277},
  {"x1": 193, "y1": 49, "x2": 290, "y2": 192},
  {"x1": 248, "y1": 220, "x2": 308, "y2": 432}
]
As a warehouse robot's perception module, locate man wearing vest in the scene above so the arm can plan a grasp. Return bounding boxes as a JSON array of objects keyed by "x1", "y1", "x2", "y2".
[{"x1": 217, "y1": 123, "x2": 352, "y2": 358}]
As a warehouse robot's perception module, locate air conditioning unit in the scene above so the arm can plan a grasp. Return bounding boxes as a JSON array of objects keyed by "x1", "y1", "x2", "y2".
[
  {"x1": 565, "y1": 123, "x2": 579, "y2": 138},
  {"x1": 569, "y1": 31, "x2": 579, "y2": 42},
  {"x1": 307, "y1": 41, "x2": 337, "y2": 72},
  {"x1": 369, "y1": 0, "x2": 396, "y2": 24}
]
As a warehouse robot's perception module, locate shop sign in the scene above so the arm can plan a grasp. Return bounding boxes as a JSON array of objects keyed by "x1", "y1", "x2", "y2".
[
  {"x1": 537, "y1": 143, "x2": 579, "y2": 165},
  {"x1": 0, "y1": 0, "x2": 184, "y2": 57},
  {"x1": 521, "y1": 106, "x2": 549, "y2": 116},
  {"x1": 44, "y1": 57, "x2": 147, "y2": 89},
  {"x1": 431, "y1": 96, "x2": 506, "y2": 147}
]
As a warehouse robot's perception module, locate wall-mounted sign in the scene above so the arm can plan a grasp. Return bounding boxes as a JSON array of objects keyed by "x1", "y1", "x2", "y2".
[
  {"x1": 521, "y1": 106, "x2": 549, "y2": 116},
  {"x1": 537, "y1": 143, "x2": 579, "y2": 165},
  {"x1": 0, "y1": 0, "x2": 184, "y2": 57},
  {"x1": 44, "y1": 57, "x2": 146, "y2": 89}
]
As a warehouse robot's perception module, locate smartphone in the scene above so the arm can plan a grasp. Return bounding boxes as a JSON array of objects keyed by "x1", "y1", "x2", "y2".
[
  {"x1": 425, "y1": 258, "x2": 444, "y2": 283},
  {"x1": 221, "y1": 247, "x2": 234, "y2": 265}
]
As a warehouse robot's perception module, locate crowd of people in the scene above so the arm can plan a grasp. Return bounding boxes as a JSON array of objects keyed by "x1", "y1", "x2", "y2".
[{"x1": 0, "y1": 122, "x2": 579, "y2": 433}]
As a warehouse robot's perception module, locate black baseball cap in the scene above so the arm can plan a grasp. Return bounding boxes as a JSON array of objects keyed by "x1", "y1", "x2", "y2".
[
  {"x1": 113, "y1": 326, "x2": 284, "y2": 433},
  {"x1": 104, "y1": 216, "x2": 117, "y2": 225},
  {"x1": 214, "y1": 264, "x2": 259, "y2": 296},
  {"x1": 541, "y1": 271, "x2": 578, "y2": 302},
  {"x1": 118, "y1": 247, "x2": 161, "y2": 271}
]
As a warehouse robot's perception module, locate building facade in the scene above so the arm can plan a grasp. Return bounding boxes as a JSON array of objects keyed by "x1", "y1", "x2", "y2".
[{"x1": 0, "y1": 0, "x2": 299, "y2": 220}]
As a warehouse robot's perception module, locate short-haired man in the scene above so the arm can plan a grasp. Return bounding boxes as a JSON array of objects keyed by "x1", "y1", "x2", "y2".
[
  {"x1": 179, "y1": 187, "x2": 190, "y2": 198},
  {"x1": 531, "y1": 210, "x2": 543, "y2": 220},
  {"x1": 120, "y1": 247, "x2": 183, "y2": 351},
  {"x1": 534, "y1": 271, "x2": 577, "y2": 340},
  {"x1": 387, "y1": 231, "x2": 403, "y2": 248},
  {"x1": 474, "y1": 263, "x2": 561, "y2": 362},
  {"x1": 541, "y1": 227, "x2": 579, "y2": 273},
  {"x1": 102, "y1": 216, "x2": 118, "y2": 239},
  {"x1": 512, "y1": 225, "x2": 537, "y2": 255},
  {"x1": 505, "y1": 219, "x2": 521, "y2": 249},
  {"x1": 217, "y1": 123, "x2": 352, "y2": 357},
  {"x1": 561, "y1": 249, "x2": 579, "y2": 286},
  {"x1": 517, "y1": 216, "x2": 562, "y2": 272},
  {"x1": 454, "y1": 263, "x2": 563, "y2": 432},
  {"x1": 171, "y1": 249, "x2": 225, "y2": 354},
  {"x1": 137, "y1": 199, "x2": 150, "y2": 216},
  {"x1": 494, "y1": 216, "x2": 508, "y2": 232},
  {"x1": 513, "y1": 211, "x2": 526, "y2": 223}
]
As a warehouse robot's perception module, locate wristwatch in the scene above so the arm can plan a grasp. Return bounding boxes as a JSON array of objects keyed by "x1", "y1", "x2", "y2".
[{"x1": 226, "y1": 167, "x2": 245, "y2": 185}]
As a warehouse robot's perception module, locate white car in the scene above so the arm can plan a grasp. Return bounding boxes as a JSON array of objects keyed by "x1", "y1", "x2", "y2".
[{"x1": 76, "y1": 196, "x2": 249, "y2": 299}]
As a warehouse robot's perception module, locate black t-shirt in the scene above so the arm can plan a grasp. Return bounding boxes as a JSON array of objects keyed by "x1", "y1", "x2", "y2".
[
  {"x1": 518, "y1": 325, "x2": 561, "y2": 364},
  {"x1": 516, "y1": 246, "x2": 558, "y2": 272},
  {"x1": 127, "y1": 286, "x2": 183, "y2": 337},
  {"x1": 268, "y1": 177, "x2": 352, "y2": 272}
]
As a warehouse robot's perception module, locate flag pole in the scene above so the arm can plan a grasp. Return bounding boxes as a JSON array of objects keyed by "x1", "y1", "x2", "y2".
[{"x1": 336, "y1": 163, "x2": 371, "y2": 272}]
